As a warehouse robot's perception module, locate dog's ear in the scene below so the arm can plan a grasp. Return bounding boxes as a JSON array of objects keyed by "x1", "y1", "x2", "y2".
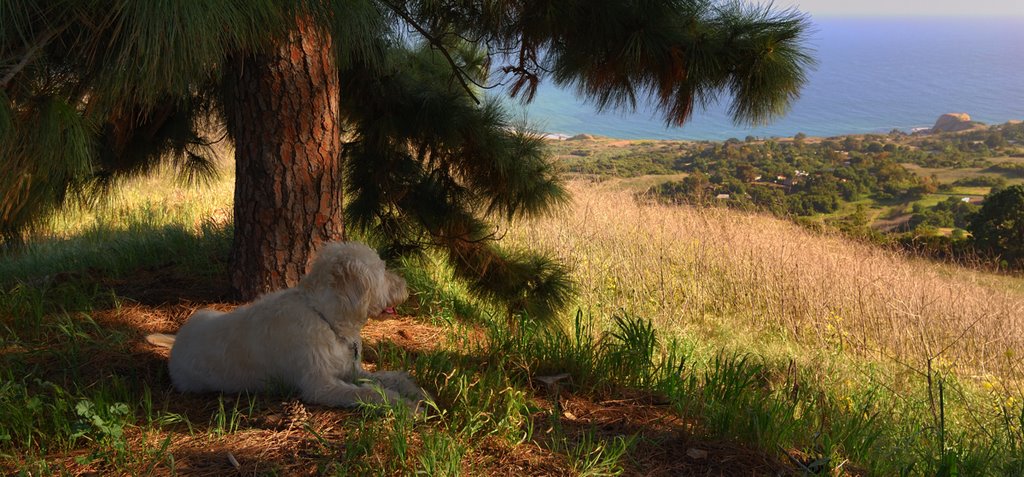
[
  {"x1": 332, "y1": 258, "x2": 374, "y2": 317},
  {"x1": 384, "y1": 271, "x2": 409, "y2": 307}
]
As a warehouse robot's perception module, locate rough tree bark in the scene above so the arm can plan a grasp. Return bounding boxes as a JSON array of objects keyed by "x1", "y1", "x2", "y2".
[{"x1": 224, "y1": 22, "x2": 343, "y2": 300}]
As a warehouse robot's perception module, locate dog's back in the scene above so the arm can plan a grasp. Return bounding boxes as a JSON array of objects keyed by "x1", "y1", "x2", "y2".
[
  {"x1": 162, "y1": 293, "x2": 328, "y2": 394},
  {"x1": 164, "y1": 307, "x2": 239, "y2": 392}
]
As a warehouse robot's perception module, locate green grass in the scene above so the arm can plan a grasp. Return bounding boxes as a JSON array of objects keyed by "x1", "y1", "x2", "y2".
[
  {"x1": 608, "y1": 173, "x2": 691, "y2": 192},
  {"x1": 3, "y1": 167, "x2": 1024, "y2": 475},
  {"x1": 990, "y1": 156, "x2": 1024, "y2": 166},
  {"x1": 902, "y1": 162, "x2": 1024, "y2": 187},
  {"x1": 911, "y1": 193, "x2": 954, "y2": 209},
  {"x1": 946, "y1": 187, "x2": 991, "y2": 196}
]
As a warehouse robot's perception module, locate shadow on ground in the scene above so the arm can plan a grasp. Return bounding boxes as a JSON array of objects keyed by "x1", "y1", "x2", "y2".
[{"x1": 3, "y1": 256, "x2": 797, "y2": 476}]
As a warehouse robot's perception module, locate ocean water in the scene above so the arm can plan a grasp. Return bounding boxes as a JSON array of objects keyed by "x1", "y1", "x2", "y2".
[{"x1": 500, "y1": 17, "x2": 1024, "y2": 140}]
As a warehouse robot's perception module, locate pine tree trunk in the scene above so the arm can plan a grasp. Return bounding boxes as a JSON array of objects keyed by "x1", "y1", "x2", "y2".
[{"x1": 224, "y1": 22, "x2": 343, "y2": 300}]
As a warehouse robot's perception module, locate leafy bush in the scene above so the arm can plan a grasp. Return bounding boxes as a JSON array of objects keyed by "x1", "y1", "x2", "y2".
[
  {"x1": 969, "y1": 185, "x2": 1024, "y2": 267},
  {"x1": 986, "y1": 163, "x2": 1024, "y2": 178},
  {"x1": 952, "y1": 176, "x2": 1007, "y2": 188}
]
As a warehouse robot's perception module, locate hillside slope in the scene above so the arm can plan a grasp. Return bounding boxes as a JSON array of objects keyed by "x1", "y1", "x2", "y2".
[{"x1": 506, "y1": 180, "x2": 1024, "y2": 382}]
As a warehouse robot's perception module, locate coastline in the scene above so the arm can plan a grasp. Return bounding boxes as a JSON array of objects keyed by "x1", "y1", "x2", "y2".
[
  {"x1": 539, "y1": 118, "x2": 1024, "y2": 143},
  {"x1": 513, "y1": 17, "x2": 1024, "y2": 142}
]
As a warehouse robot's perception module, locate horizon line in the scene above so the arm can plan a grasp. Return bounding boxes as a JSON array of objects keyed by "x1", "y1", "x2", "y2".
[{"x1": 805, "y1": 13, "x2": 1024, "y2": 19}]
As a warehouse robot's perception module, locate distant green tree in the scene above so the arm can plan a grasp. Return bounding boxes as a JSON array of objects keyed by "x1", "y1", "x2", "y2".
[
  {"x1": 969, "y1": 185, "x2": 1024, "y2": 267},
  {"x1": 650, "y1": 172, "x2": 716, "y2": 205},
  {"x1": 747, "y1": 185, "x2": 788, "y2": 215},
  {"x1": 936, "y1": 197, "x2": 980, "y2": 228},
  {"x1": 827, "y1": 203, "x2": 880, "y2": 239},
  {"x1": 825, "y1": 149, "x2": 846, "y2": 164},
  {"x1": 735, "y1": 163, "x2": 760, "y2": 182},
  {"x1": 984, "y1": 132, "x2": 1007, "y2": 148},
  {"x1": 793, "y1": 132, "x2": 807, "y2": 146},
  {"x1": 909, "y1": 208, "x2": 954, "y2": 230}
]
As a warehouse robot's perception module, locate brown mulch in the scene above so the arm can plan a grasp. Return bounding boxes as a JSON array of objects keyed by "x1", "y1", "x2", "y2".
[
  {"x1": 528, "y1": 394, "x2": 796, "y2": 477},
  {"x1": 362, "y1": 316, "x2": 449, "y2": 354},
  {"x1": 101, "y1": 263, "x2": 236, "y2": 306}
]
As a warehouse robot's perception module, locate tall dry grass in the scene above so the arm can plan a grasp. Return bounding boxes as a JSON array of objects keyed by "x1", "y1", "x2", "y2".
[
  {"x1": 34, "y1": 161, "x2": 235, "y2": 240},
  {"x1": 504, "y1": 180, "x2": 1024, "y2": 383}
]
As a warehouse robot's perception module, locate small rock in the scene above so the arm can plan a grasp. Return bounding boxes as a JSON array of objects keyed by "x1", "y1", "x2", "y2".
[
  {"x1": 536, "y1": 373, "x2": 571, "y2": 387},
  {"x1": 686, "y1": 448, "x2": 708, "y2": 459}
]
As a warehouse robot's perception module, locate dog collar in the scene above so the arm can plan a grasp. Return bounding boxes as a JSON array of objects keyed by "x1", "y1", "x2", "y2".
[{"x1": 303, "y1": 295, "x2": 347, "y2": 342}]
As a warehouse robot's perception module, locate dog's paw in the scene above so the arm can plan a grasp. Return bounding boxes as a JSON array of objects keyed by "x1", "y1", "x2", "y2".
[
  {"x1": 371, "y1": 370, "x2": 425, "y2": 399},
  {"x1": 399, "y1": 396, "x2": 439, "y2": 420},
  {"x1": 398, "y1": 380, "x2": 427, "y2": 399},
  {"x1": 356, "y1": 387, "x2": 412, "y2": 414},
  {"x1": 379, "y1": 388, "x2": 408, "y2": 406},
  {"x1": 381, "y1": 394, "x2": 423, "y2": 419},
  {"x1": 414, "y1": 386, "x2": 435, "y2": 404},
  {"x1": 395, "y1": 375, "x2": 429, "y2": 400}
]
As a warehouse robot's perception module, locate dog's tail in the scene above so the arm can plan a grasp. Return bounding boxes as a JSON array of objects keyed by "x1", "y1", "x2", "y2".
[{"x1": 145, "y1": 333, "x2": 176, "y2": 349}]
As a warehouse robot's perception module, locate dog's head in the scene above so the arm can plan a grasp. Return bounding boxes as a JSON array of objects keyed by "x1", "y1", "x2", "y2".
[{"x1": 301, "y1": 241, "x2": 408, "y2": 320}]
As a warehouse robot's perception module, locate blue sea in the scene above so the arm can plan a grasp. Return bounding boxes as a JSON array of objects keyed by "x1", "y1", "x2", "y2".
[{"x1": 500, "y1": 17, "x2": 1024, "y2": 140}]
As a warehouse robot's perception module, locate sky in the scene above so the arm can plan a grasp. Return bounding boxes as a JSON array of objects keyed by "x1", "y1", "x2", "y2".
[{"x1": 773, "y1": 0, "x2": 1024, "y2": 17}]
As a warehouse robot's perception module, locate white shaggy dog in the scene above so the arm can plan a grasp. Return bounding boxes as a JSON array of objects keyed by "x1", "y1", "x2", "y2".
[{"x1": 146, "y1": 241, "x2": 426, "y2": 410}]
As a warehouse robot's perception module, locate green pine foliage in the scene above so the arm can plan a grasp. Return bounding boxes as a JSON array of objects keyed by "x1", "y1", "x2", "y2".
[{"x1": 340, "y1": 44, "x2": 572, "y2": 319}]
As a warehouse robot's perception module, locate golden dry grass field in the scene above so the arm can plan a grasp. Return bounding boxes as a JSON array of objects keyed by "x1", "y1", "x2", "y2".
[{"x1": 505, "y1": 180, "x2": 1024, "y2": 386}]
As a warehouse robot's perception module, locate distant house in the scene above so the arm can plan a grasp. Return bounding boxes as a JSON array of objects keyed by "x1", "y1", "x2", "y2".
[{"x1": 961, "y1": 197, "x2": 971, "y2": 203}]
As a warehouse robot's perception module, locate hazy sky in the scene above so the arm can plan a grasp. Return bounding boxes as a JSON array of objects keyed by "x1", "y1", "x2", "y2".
[{"x1": 773, "y1": 0, "x2": 1024, "y2": 17}]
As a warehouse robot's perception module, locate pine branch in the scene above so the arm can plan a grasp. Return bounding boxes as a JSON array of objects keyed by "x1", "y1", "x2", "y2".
[
  {"x1": 379, "y1": 0, "x2": 481, "y2": 105},
  {"x1": 1, "y1": 22, "x2": 69, "y2": 90}
]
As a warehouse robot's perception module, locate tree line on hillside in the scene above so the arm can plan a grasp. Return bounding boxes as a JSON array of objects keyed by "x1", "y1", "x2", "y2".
[
  {"x1": 559, "y1": 122, "x2": 1024, "y2": 180},
  {"x1": 644, "y1": 135, "x2": 937, "y2": 216},
  {"x1": 605, "y1": 123, "x2": 1024, "y2": 219},
  {"x1": 567, "y1": 122, "x2": 1024, "y2": 269}
]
